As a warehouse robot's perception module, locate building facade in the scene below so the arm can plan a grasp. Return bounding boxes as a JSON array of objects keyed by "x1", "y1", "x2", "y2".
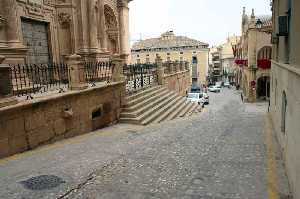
[
  {"x1": 208, "y1": 47, "x2": 222, "y2": 85},
  {"x1": 0, "y1": 0, "x2": 132, "y2": 65},
  {"x1": 234, "y1": 8, "x2": 272, "y2": 102},
  {"x1": 131, "y1": 31, "x2": 209, "y2": 86},
  {"x1": 270, "y1": 0, "x2": 300, "y2": 198},
  {"x1": 220, "y1": 35, "x2": 240, "y2": 84}
]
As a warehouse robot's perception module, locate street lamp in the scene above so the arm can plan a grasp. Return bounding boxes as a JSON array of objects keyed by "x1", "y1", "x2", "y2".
[{"x1": 256, "y1": 19, "x2": 263, "y2": 30}]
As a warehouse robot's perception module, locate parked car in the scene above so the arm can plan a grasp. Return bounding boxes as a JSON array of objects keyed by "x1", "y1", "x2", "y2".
[
  {"x1": 224, "y1": 82, "x2": 231, "y2": 88},
  {"x1": 208, "y1": 85, "x2": 221, "y2": 93},
  {"x1": 190, "y1": 85, "x2": 202, "y2": 93},
  {"x1": 215, "y1": 82, "x2": 222, "y2": 88},
  {"x1": 187, "y1": 93, "x2": 205, "y2": 107}
]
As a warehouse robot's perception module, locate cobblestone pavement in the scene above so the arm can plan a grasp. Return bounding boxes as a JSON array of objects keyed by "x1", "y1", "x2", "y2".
[{"x1": 0, "y1": 88, "x2": 291, "y2": 199}]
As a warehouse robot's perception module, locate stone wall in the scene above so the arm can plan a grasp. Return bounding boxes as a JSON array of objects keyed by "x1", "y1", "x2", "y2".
[
  {"x1": 163, "y1": 70, "x2": 190, "y2": 96},
  {"x1": 270, "y1": 61, "x2": 300, "y2": 199},
  {"x1": 0, "y1": 82, "x2": 125, "y2": 158}
]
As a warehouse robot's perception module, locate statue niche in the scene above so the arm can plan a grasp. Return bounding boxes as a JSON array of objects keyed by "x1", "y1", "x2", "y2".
[{"x1": 104, "y1": 5, "x2": 119, "y2": 55}]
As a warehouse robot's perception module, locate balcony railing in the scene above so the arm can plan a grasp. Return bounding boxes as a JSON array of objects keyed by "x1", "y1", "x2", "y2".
[
  {"x1": 84, "y1": 61, "x2": 114, "y2": 84},
  {"x1": 10, "y1": 63, "x2": 69, "y2": 96},
  {"x1": 123, "y1": 63, "x2": 158, "y2": 94}
]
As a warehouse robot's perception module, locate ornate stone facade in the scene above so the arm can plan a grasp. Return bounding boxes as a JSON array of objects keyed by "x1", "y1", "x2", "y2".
[
  {"x1": 0, "y1": 0, "x2": 132, "y2": 64},
  {"x1": 234, "y1": 8, "x2": 272, "y2": 102}
]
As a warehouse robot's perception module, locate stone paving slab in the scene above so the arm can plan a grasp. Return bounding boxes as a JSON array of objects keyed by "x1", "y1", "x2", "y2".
[{"x1": 0, "y1": 89, "x2": 292, "y2": 199}]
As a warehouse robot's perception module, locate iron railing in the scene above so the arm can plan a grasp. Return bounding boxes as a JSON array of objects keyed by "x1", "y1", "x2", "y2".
[
  {"x1": 10, "y1": 63, "x2": 69, "y2": 97},
  {"x1": 123, "y1": 63, "x2": 158, "y2": 94},
  {"x1": 84, "y1": 61, "x2": 114, "y2": 85}
]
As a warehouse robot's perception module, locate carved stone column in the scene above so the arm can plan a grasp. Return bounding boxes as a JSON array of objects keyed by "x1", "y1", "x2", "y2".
[
  {"x1": 98, "y1": 0, "x2": 108, "y2": 52},
  {"x1": 118, "y1": 0, "x2": 130, "y2": 61},
  {"x1": 88, "y1": 0, "x2": 100, "y2": 53},
  {"x1": 4, "y1": 0, "x2": 23, "y2": 48},
  {"x1": 77, "y1": 0, "x2": 89, "y2": 54}
]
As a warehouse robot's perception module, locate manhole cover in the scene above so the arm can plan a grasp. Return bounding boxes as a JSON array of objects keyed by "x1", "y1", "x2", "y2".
[{"x1": 20, "y1": 175, "x2": 65, "y2": 190}]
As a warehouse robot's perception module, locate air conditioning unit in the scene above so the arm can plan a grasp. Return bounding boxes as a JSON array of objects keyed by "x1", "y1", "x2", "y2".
[{"x1": 277, "y1": 15, "x2": 289, "y2": 36}]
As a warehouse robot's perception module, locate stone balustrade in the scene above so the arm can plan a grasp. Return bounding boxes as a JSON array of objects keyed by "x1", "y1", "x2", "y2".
[{"x1": 155, "y1": 57, "x2": 190, "y2": 96}]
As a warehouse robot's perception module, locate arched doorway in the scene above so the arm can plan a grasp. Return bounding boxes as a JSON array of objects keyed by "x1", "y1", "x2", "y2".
[
  {"x1": 104, "y1": 5, "x2": 119, "y2": 55},
  {"x1": 257, "y1": 76, "x2": 270, "y2": 100}
]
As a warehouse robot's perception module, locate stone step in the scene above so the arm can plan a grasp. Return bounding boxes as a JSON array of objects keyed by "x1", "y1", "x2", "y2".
[
  {"x1": 120, "y1": 91, "x2": 176, "y2": 118},
  {"x1": 177, "y1": 102, "x2": 197, "y2": 118},
  {"x1": 126, "y1": 85, "x2": 161, "y2": 102},
  {"x1": 142, "y1": 96, "x2": 184, "y2": 125},
  {"x1": 152, "y1": 97, "x2": 187, "y2": 124},
  {"x1": 186, "y1": 103, "x2": 201, "y2": 117},
  {"x1": 122, "y1": 88, "x2": 169, "y2": 112},
  {"x1": 124, "y1": 86, "x2": 167, "y2": 108},
  {"x1": 120, "y1": 92, "x2": 179, "y2": 124},
  {"x1": 165, "y1": 99, "x2": 191, "y2": 121}
]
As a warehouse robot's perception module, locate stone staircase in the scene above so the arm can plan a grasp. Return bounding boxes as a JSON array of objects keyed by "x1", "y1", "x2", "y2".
[{"x1": 120, "y1": 86, "x2": 201, "y2": 125}]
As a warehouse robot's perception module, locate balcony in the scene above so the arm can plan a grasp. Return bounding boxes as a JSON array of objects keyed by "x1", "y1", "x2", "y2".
[{"x1": 257, "y1": 59, "x2": 271, "y2": 70}]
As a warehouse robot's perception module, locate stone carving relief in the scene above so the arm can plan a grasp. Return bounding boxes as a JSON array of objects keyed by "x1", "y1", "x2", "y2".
[
  {"x1": 22, "y1": 0, "x2": 45, "y2": 17},
  {"x1": 58, "y1": 12, "x2": 71, "y2": 28},
  {"x1": 0, "y1": 16, "x2": 7, "y2": 29},
  {"x1": 104, "y1": 5, "x2": 118, "y2": 30},
  {"x1": 56, "y1": 0, "x2": 67, "y2": 4}
]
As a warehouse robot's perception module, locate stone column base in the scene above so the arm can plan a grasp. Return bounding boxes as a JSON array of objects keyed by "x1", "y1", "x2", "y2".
[
  {"x1": 0, "y1": 96, "x2": 18, "y2": 108},
  {"x1": 70, "y1": 84, "x2": 88, "y2": 91}
]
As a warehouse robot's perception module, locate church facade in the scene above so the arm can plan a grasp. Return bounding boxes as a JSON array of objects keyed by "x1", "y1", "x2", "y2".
[{"x1": 0, "y1": 0, "x2": 132, "y2": 64}]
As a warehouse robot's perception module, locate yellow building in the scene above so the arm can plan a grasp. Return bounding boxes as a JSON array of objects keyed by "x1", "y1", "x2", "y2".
[{"x1": 130, "y1": 31, "x2": 209, "y2": 85}]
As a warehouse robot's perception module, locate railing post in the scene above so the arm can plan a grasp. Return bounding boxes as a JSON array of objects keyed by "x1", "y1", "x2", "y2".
[
  {"x1": 66, "y1": 54, "x2": 88, "y2": 90},
  {"x1": 174, "y1": 60, "x2": 180, "y2": 72},
  {"x1": 180, "y1": 61, "x2": 184, "y2": 71},
  {"x1": 169, "y1": 61, "x2": 174, "y2": 74},
  {"x1": 155, "y1": 56, "x2": 165, "y2": 85},
  {"x1": 185, "y1": 61, "x2": 190, "y2": 71},
  {"x1": 0, "y1": 56, "x2": 18, "y2": 108},
  {"x1": 111, "y1": 57, "x2": 126, "y2": 82}
]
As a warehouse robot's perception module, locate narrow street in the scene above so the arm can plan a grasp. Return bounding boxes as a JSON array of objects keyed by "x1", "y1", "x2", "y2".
[{"x1": 0, "y1": 88, "x2": 290, "y2": 199}]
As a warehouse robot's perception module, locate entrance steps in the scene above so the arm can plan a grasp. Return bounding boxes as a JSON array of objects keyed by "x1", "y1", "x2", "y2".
[{"x1": 120, "y1": 86, "x2": 201, "y2": 125}]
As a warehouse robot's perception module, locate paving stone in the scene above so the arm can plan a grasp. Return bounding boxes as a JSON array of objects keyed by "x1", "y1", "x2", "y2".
[{"x1": 0, "y1": 89, "x2": 291, "y2": 199}]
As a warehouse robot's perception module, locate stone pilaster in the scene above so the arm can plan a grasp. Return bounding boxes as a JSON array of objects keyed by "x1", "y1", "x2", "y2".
[
  {"x1": 88, "y1": 0, "x2": 100, "y2": 53},
  {"x1": 77, "y1": 0, "x2": 89, "y2": 54},
  {"x1": 0, "y1": 56, "x2": 17, "y2": 108},
  {"x1": 66, "y1": 54, "x2": 88, "y2": 90},
  {"x1": 3, "y1": 0, "x2": 23, "y2": 48},
  {"x1": 98, "y1": 0, "x2": 108, "y2": 52}
]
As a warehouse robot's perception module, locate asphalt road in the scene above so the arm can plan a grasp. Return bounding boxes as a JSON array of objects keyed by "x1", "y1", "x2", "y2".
[{"x1": 0, "y1": 88, "x2": 291, "y2": 199}]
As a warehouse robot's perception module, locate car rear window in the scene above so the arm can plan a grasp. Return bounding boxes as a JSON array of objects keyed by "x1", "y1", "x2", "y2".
[{"x1": 188, "y1": 93, "x2": 198, "y2": 98}]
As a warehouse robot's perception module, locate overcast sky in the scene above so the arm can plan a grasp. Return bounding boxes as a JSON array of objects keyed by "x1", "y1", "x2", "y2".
[{"x1": 129, "y1": 0, "x2": 272, "y2": 46}]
